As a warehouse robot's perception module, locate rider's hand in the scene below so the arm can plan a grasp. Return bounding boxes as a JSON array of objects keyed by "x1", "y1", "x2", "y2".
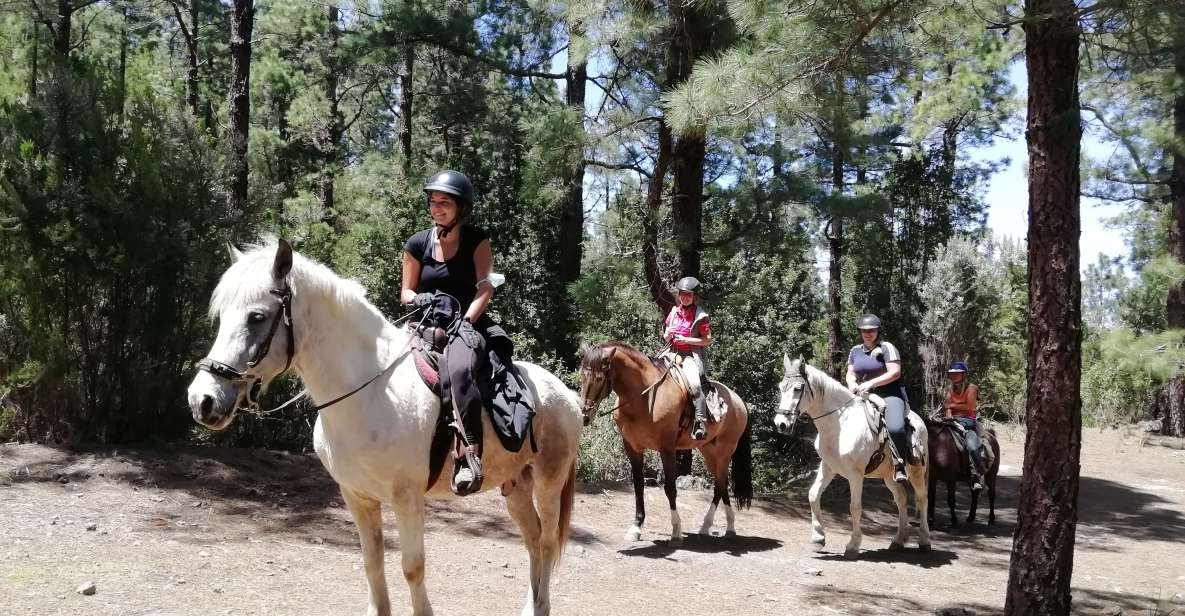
[
  {"x1": 856, "y1": 382, "x2": 872, "y2": 396},
  {"x1": 847, "y1": 383, "x2": 859, "y2": 395},
  {"x1": 411, "y1": 292, "x2": 434, "y2": 309}
]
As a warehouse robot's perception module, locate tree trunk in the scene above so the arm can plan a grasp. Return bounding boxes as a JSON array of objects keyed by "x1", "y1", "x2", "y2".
[
  {"x1": 318, "y1": 4, "x2": 341, "y2": 225},
  {"x1": 28, "y1": 19, "x2": 38, "y2": 98},
  {"x1": 643, "y1": 119, "x2": 675, "y2": 315},
  {"x1": 552, "y1": 27, "x2": 588, "y2": 368},
  {"x1": 184, "y1": 0, "x2": 201, "y2": 117},
  {"x1": 1167, "y1": 5, "x2": 1185, "y2": 330},
  {"x1": 399, "y1": 43, "x2": 415, "y2": 177},
  {"x1": 826, "y1": 85, "x2": 847, "y2": 377},
  {"x1": 1160, "y1": 6, "x2": 1185, "y2": 438},
  {"x1": 225, "y1": 0, "x2": 255, "y2": 223},
  {"x1": 1005, "y1": 1, "x2": 1083, "y2": 614},
  {"x1": 558, "y1": 31, "x2": 587, "y2": 290},
  {"x1": 53, "y1": 0, "x2": 71, "y2": 56},
  {"x1": 117, "y1": 7, "x2": 127, "y2": 116},
  {"x1": 667, "y1": 0, "x2": 710, "y2": 281}
]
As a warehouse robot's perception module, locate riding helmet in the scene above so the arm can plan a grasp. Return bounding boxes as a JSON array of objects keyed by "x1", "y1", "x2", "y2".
[
  {"x1": 675, "y1": 276, "x2": 701, "y2": 293},
  {"x1": 423, "y1": 170, "x2": 474, "y2": 207},
  {"x1": 856, "y1": 314, "x2": 881, "y2": 330},
  {"x1": 947, "y1": 361, "x2": 969, "y2": 373}
]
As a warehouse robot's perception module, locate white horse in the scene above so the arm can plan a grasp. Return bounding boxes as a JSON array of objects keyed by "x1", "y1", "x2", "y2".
[
  {"x1": 187, "y1": 239, "x2": 583, "y2": 616},
  {"x1": 773, "y1": 355, "x2": 931, "y2": 558}
]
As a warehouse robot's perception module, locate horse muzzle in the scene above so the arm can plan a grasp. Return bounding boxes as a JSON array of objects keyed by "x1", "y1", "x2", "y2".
[
  {"x1": 187, "y1": 373, "x2": 240, "y2": 430},
  {"x1": 773, "y1": 411, "x2": 796, "y2": 436}
]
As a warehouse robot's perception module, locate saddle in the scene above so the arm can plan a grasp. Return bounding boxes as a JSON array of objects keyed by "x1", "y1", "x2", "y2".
[
  {"x1": 408, "y1": 297, "x2": 537, "y2": 491},
  {"x1": 658, "y1": 351, "x2": 727, "y2": 431},
  {"x1": 861, "y1": 395, "x2": 919, "y2": 475},
  {"x1": 939, "y1": 419, "x2": 996, "y2": 471}
]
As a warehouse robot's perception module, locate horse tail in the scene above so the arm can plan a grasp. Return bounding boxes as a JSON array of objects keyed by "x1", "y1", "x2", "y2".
[
  {"x1": 556, "y1": 460, "x2": 577, "y2": 562},
  {"x1": 730, "y1": 418, "x2": 753, "y2": 510}
]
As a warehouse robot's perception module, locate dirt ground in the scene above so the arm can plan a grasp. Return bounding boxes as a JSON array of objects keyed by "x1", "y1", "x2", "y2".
[{"x1": 2, "y1": 426, "x2": 1183, "y2": 616}]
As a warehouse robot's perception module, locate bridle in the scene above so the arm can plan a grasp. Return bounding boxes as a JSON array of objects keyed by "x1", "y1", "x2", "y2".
[
  {"x1": 778, "y1": 365, "x2": 865, "y2": 426},
  {"x1": 197, "y1": 283, "x2": 295, "y2": 413},
  {"x1": 581, "y1": 347, "x2": 673, "y2": 420},
  {"x1": 197, "y1": 280, "x2": 425, "y2": 416}
]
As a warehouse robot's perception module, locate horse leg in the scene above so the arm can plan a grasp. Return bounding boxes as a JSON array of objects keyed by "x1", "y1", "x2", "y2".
[
  {"x1": 967, "y1": 478, "x2": 980, "y2": 526},
  {"x1": 504, "y1": 466, "x2": 547, "y2": 616},
  {"x1": 624, "y1": 440, "x2": 646, "y2": 542},
  {"x1": 342, "y1": 488, "x2": 392, "y2": 616},
  {"x1": 697, "y1": 446, "x2": 720, "y2": 536},
  {"x1": 987, "y1": 473, "x2": 997, "y2": 526},
  {"x1": 659, "y1": 449, "x2": 683, "y2": 547},
  {"x1": 882, "y1": 476, "x2": 909, "y2": 551},
  {"x1": 910, "y1": 461, "x2": 931, "y2": 551},
  {"x1": 808, "y1": 460, "x2": 836, "y2": 549},
  {"x1": 391, "y1": 495, "x2": 433, "y2": 616},
  {"x1": 927, "y1": 469, "x2": 937, "y2": 529},
  {"x1": 843, "y1": 475, "x2": 864, "y2": 559}
]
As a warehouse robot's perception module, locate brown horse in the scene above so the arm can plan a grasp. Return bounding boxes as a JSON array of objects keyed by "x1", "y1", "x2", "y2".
[
  {"x1": 926, "y1": 418, "x2": 1000, "y2": 529},
  {"x1": 579, "y1": 342, "x2": 752, "y2": 545}
]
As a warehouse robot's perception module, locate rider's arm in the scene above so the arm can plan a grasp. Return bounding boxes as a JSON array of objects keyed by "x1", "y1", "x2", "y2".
[
  {"x1": 947, "y1": 385, "x2": 978, "y2": 414},
  {"x1": 863, "y1": 360, "x2": 901, "y2": 389},
  {"x1": 465, "y1": 239, "x2": 494, "y2": 322},
  {"x1": 845, "y1": 363, "x2": 858, "y2": 391},
  {"x1": 678, "y1": 320, "x2": 712, "y2": 347},
  {"x1": 401, "y1": 251, "x2": 422, "y2": 305}
]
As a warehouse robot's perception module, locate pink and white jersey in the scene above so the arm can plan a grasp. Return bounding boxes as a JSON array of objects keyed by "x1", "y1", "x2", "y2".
[{"x1": 665, "y1": 304, "x2": 710, "y2": 352}]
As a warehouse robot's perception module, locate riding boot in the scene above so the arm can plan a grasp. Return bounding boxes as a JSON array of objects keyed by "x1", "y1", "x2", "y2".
[
  {"x1": 451, "y1": 389, "x2": 486, "y2": 496},
  {"x1": 888, "y1": 431, "x2": 911, "y2": 484},
  {"x1": 691, "y1": 391, "x2": 709, "y2": 440},
  {"x1": 970, "y1": 456, "x2": 985, "y2": 492}
]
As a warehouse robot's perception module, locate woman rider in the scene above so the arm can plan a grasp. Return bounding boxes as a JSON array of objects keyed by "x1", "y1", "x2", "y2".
[
  {"x1": 846, "y1": 314, "x2": 912, "y2": 484},
  {"x1": 943, "y1": 361, "x2": 985, "y2": 491},
  {"x1": 663, "y1": 276, "x2": 713, "y2": 440}
]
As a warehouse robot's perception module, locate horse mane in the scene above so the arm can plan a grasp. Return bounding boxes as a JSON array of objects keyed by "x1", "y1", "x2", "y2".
[
  {"x1": 209, "y1": 238, "x2": 376, "y2": 323},
  {"x1": 801, "y1": 361, "x2": 852, "y2": 401},
  {"x1": 585, "y1": 341, "x2": 664, "y2": 369}
]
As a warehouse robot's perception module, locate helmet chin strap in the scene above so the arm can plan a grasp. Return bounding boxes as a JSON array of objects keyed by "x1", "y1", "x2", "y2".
[{"x1": 436, "y1": 219, "x2": 459, "y2": 238}]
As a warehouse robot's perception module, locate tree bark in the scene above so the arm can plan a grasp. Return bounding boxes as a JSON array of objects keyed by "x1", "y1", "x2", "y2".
[
  {"x1": 558, "y1": 30, "x2": 587, "y2": 291},
  {"x1": 225, "y1": 0, "x2": 254, "y2": 223},
  {"x1": 826, "y1": 81, "x2": 847, "y2": 377},
  {"x1": 643, "y1": 119, "x2": 675, "y2": 315},
  {"x1": 117, "y1": 7, "x2": 128, "y2": 116},
  {"x1": 318, "y1": 4, "x2": 341, "y2": 225},
  {"x1": 399, "y1": 42, "x2": 415, "y2": 177},
  {"x1": 28, "y1": 18, "x2": 38, "y2": 98},
  {"x1": 1167, "y1": 5, "x2": 1185, "y2": 329},
  {"x1": 53, "y1": 0, "x2": 71, "y2": 56},
  {"x1": 1004, "y1": 1, "x2": 1083, "y2": 614},
  {"x1": 667, "y1": 0, "x2": 711, "y2": 281}
]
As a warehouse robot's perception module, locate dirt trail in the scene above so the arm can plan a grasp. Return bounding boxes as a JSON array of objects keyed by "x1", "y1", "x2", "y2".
[{"x1": 2, "y1": 427, "x2": 1183, "y2": 615}]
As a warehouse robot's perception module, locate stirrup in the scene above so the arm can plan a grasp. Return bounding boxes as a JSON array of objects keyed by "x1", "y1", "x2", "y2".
[
  {"x1": 452, "y1": 463, "x2": 483, "y2": 496},
  {"x1": 691, "y1": 415, "x2": 708, "y2": 440},
  {"x1": 893, "y1": 465, "x2": 908, "y2": 484}
]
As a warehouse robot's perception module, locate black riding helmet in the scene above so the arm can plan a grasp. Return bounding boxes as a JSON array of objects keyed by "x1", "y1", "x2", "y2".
[
  {"x1": 423, "y1": 170, "x2": 474, "y2": 237},
  {"x1": 675, "y1": 276, "x2": 701, "y2": 293}
]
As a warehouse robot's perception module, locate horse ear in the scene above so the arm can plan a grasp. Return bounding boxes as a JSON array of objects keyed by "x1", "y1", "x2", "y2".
[
  {"x1": 797, "y1": 356, "x2": 807, "y2": 376},
  {"x1": 272, "y1": 238, "x2": 294, "y2": 280},
  {"x1": 782, "y1": 353, "x2": 793, "y2": 374},
  {"x1": 605, "y1": 346, "x2": 617, "y2": 360},
  {"x1": 226, "y1": 242, "x2": 245, "y2": 262}
]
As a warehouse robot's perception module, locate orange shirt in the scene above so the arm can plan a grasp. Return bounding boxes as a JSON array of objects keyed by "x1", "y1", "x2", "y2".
[{"x1": 945, "y1": 384, "x2": 978, "y2": 419}]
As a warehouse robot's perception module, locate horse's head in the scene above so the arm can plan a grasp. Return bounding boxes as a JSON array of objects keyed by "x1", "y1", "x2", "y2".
[
  {"x1": 578, "y1": 343, "x2": 617, "y2": 426},
  {"x1": 773, "y1": 354, "x2": 813, "y2": 435},
  {"x1": 187, "y1": 240, "x2": 298, "y2": 430}
]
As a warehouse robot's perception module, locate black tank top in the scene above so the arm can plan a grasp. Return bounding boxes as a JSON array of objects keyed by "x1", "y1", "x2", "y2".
[{"x1": 403, "y1": 225, "x2": 489, "y2": 312}]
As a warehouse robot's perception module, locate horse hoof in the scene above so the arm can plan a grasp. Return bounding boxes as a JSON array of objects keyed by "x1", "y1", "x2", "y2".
[
  {"x1": 624, "y1": 527, "x2": 642, "y2": 542},
  {"x1": 888, "y1": 542, "x2": 904, "y2": 552},
  {"x1": 919, "y1": 543, "x2": 932, "y2": 553},
  {"x1": 810, "y1": 534, "x2": 826, "y2": 546},
  {"x1": 724, "y1": 530, "x2": 737, "y2": 538},
  {"x1": 988, "y1": 516, "x2": 996, "y2": 526},
  {"x1": 669, "y1": 535, "x2": 683, "y2": 548},
  {"x1": 843, "y1": 548, "x2": 859, "y2": 560}
]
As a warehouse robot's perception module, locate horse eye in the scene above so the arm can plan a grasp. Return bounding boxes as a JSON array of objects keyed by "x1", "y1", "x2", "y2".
[{"x1": 248, "y1": 312, "x2": 267, "y2": 324}]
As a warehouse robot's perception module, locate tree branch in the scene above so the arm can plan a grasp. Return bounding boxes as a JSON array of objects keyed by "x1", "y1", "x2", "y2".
[
  {"x1": 585, "y1": 158, "x2": 651, "y2": 178},
  {"x1": 410, "y1": 34, "x2": 567, "y2": 80}
]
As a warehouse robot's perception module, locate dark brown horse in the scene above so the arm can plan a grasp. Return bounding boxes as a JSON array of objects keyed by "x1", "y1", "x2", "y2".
[
  {"x1": 926, "y1": 417, "x2": 1000, "y2": 528},
  {"x1": 579, "y1": 342, "x2": 752, "y2": 545}
]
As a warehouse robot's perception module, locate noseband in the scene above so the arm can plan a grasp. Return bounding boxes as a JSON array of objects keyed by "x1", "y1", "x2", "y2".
[
  {"x1": 582, "y1": 355, "x2": 615, "y2": 415},
  {"x1": 197, "y1": 283, "x2": 295, "y2": 411}
]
